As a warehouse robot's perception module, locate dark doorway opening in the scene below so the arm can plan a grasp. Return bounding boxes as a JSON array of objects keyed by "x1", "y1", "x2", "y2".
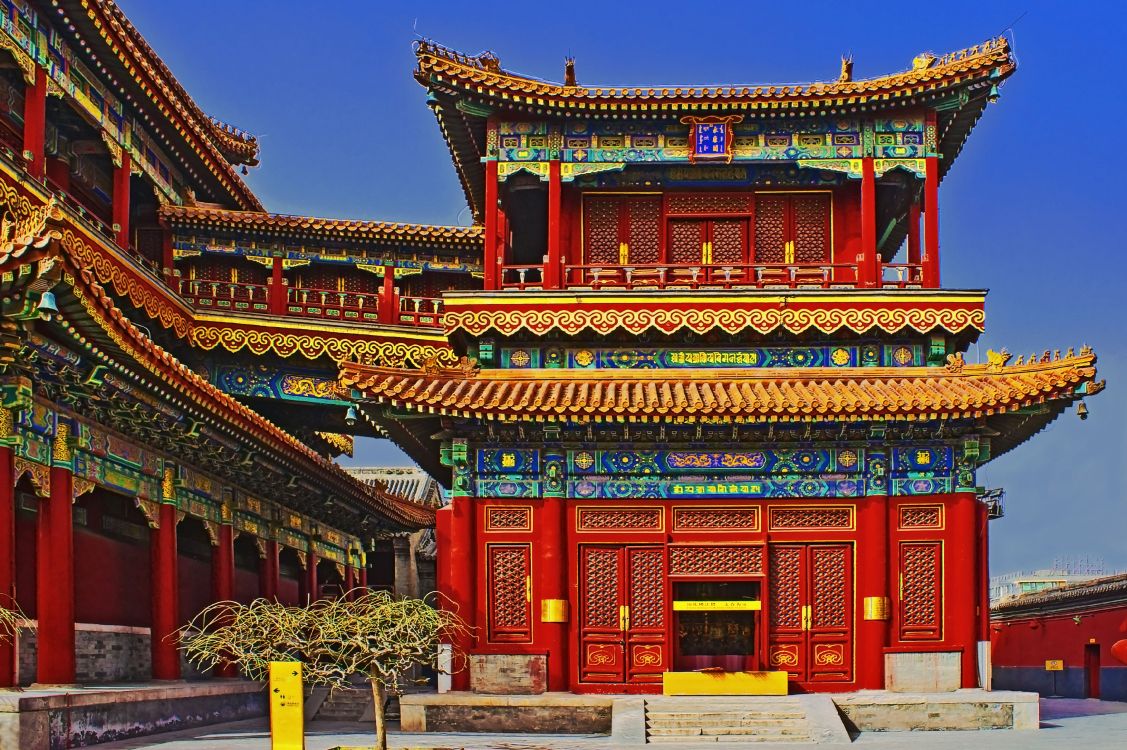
[{"x1": 1084, "y1": 642, "x2": 1101, "y2": 699}]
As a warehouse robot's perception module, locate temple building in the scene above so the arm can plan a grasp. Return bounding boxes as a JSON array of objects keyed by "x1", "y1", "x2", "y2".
[
  {"x1": 0, "y1": 1, "x2": 1107, "y2": 740},
  {"x1": 342, "y1": 39, "x2": 1105, "y2": 696}
]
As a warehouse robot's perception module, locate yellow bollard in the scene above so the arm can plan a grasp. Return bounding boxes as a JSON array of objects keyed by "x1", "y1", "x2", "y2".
[{"x1": 269, "y1": 661, "x2": 304, "y2": 750}]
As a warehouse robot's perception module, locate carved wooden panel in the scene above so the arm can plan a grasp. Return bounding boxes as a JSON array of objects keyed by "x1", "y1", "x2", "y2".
[
  {"x1": 754, "y1": 194, "x2": 787, "y2": 262},
  {"x1": 628, "y1": 548, "x2": 665, "y2": 629},
  {"x1": 811, "y1": 545, "x2": 849, "y2": 629},
  {"x1": 792, "y1": 193, "x2": 830, "y2": 262},
  {"x1": 899, "y1": 505, "x2": 943, "y2": 530},
  {"x1": 673, "y1": 506, "x2": 759, "y2": 531},
  {"x1": 667, "y1": 193, "x2": 751, "y2": 215},
  {"x1": 668, "y1": 219, "x2": 706, "y2": 264},
  {"x1": 485, "y1": 506, "x2": 532, "y2": 531},
  {"x1": 769, "y1": 506, "x2": 854, "y2": 530},
  {"x1": 583, "y1": 196, "x2": 621, "y2": 264},
  {"x1": 582, "y1": 547, "x2": 621, "y2": 629},
  {"x1": 487, "y1": 544, "x2": 531, "y2": 642},
  {"x1": 711, "y1": 219, "x2": 747, "y2": 263},
  {"x1": 577, "y1": 507, "x2": 663, "y2": 531},
  {"x1": 669, "y1": 545, "x2": 763, "y2": 576},
  {"x1": 899, "y1": 541, "x2": 943, "y2": 640},
  {"x1": 770, "y1": 545, "x2": 804, "y2": 630},
  {"x1": 626, "y1": 197, "x2": 662, "y2": 264}
]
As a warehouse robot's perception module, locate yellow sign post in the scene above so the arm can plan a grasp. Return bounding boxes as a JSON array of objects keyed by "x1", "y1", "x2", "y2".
[{"x1": 269, "y1": 661, "x2": 304, "y2": 750}]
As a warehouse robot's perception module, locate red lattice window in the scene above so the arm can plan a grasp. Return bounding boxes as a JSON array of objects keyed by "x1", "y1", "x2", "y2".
[
  {"x1": 898, "y1": 541, "x2": 943, "y2": 640},
  {"x1": 485, "y1": 506, "x2": 532, "y2": 531},
  {"x1": 668, "y1": 545, "x2": 763, "y2": 576},
  {"x1": 769, "y1": 507, "x2": 854, "y2": 530},
  {"x1": 810, "y1": 545, "x2": 849, "y2": 629},
  {"x1": 582, "y1": 195, "x2": 662, "y2": 266},
  {"x1": 667, "y1": 219, "x2": 706, "y2": 264},
  {"x1": 667, "y1": 193, "x2": 753, "y2": 215},
  {"x1": 673, "y1": 507, "x2": 759, "y2": 531},
  {"x1": 754, "y1": 193, "x2": 831, "y2": 264},
  {"x1": 582, "y1": 547, "x2": 621, "y2": 630},
  {"x1": 577, "y1": 507, "x2": 663, "y2": 531},
  {"x1": 628, "y1": 547, "x2": 665, "y2": 629},
  {"x1": 769, "y1": 545, "x2": 803, "y2": 630},
  {"x1": 487, "y1": 544, "x2": 532, "y2": 642},
  {"x1": 898, "y1": 505, "x2": 943, "y2": 530},
  {"x1": 711, "y1": 219, "x2": 746, "y2": 264}
]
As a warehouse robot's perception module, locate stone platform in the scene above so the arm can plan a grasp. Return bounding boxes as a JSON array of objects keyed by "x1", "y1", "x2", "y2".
[
  {"x1": 400, "y1": 689, "x2": 1040, "y2": 739},
  {"x1": 0, "y1": 679, "x2": 266, "y2": 749}
]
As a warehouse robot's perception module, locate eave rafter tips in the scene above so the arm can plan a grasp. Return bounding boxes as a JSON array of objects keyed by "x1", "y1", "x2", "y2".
[
  {"x1": 414, "y1": 36, "x2": 1015, "y2": 112},
  {"x1": 339, "y1": 349, "x2": 1103, "y2": 425},
  {"x1": 67, "y1": 0, "x2": 263, "y2": 209}
]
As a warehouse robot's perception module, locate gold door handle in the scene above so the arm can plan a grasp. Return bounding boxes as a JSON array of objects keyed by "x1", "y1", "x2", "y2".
[
  {"x1": 801, "y1": 604, "x2": 812, "y2": 631},
  {"x1": 785, "y1": 240, "x2": 795, "y2": 264},
  {"x1": 618, "y1": 241, "x2": 629, "y2": 264},
  {"x1": 618, "y1": 604, "x2": 630, "y2": 632},
  {"x1": 526, "y1": 576, "x2": 532, "y2": 603}
]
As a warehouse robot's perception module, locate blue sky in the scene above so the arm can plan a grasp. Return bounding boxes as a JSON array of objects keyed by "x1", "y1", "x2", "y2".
[{"x1": 119, "y1": 1, "x2": 1125, "y2": 574}]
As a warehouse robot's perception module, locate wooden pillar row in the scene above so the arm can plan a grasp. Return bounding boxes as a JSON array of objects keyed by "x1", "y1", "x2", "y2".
[
  {"x1": 260, "y1": 540, "x2": 280, "y2": 601},
  {"x1": 112, "y1": 151, "x2": 131, "y2": 250},
  {"x1": 859, "y1": 156, "x2": 878, "y2": 287},
  {"x1": 150, "y1": 480, "x2": 180, "y2": 680}
]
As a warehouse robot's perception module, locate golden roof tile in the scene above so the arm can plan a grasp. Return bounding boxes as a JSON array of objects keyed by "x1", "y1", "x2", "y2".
[{"x1": 340, "y1": 354, "x2": 1100, "y2": 424}]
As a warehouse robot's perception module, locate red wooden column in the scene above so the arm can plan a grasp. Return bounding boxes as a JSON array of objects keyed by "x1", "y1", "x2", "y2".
[
  {"x1": 260, "y1": 540, "x2": 280, "y2": 600},
  {"x1": 859, "y1": 157, "x2": 878, "y2": 287},
  {"x1": 856, "y1": 495, "x2": 891, "y2": 689},
  {"x1": 358, "y1": 554, "x2": 368, "y2": 592},
  {"x1": 305, "y1": 549, "x2": 319, "y2": 603},
  {"x1": 483, "y1": 159, "x2": 499, "y2": 290},
  {"x1": 267, "y1": 258, "x2": 286, "y2": 315},
  {"x1": 922, "y1": 156, "x2": 940, "y2": 287},
  {"x1": 538, "y1": 496, "x2": 569, "y2": 691},
  {"x1": 949, "y1": 493, "x2": 979, "y2": 688},
  {"x1": 23, "y1": 67, "x2": 47, "y2": 179},
  {"x1": 150, "y1": 468, "x2": 180, "y2": 680},
  {"x1": 545, "y1": 160, "x2": 562, "y2": 289},
  {"x1": 0, "y1": 412, "x2": 16, "y2": 687},
  {"x1": 344, "y1": 565, "x2": 355, "y2": 600},
  {"x1": 380, "y1": 266, "x2": 396, "y2": 323},
  {"x1": 112, "y1": 150, "x2": 131, "y2": 249},
  {"x1": 37, "y1": 424, "x2": 75, "y2": 684},
  {"x1": 210, "y1": 522, "x2": 236, "y2": 677},
  {"x1": 445, "y1": 496, "x2": 476, "y2": 690}
]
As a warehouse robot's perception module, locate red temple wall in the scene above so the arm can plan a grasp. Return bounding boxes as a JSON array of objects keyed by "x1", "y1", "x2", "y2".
[
  {"x1": 448, "y1": 492, "x2": 983, "y2": 694},
  {"x1": 234, "y1": 567, "x2": 259, "y2": 604},
  {"x1": 178, "y1": 553, "x2": 212, "y2": 625},
  {"x1": 74, "y1": 525, "x2": 151, "y2": 627},
  {"x1": 992, "y1": 605, "x2": 1127, "y2": 667}
]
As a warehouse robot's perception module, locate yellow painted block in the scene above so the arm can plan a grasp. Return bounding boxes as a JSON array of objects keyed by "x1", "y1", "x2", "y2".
[
  {"x1": 269, "y1": 661, "x2": 304, "y2": 750},
  {"x1": 662, "y1": 670, "x2": 789, "y2": 696}
]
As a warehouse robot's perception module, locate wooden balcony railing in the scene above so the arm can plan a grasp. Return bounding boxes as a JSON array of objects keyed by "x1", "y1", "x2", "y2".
[
  {"x1": 176, "y1": 279, "x2": 445, "y2": 327},
  {"x1": 500, "y1": 261, "x2": 926, "y2": 291}
]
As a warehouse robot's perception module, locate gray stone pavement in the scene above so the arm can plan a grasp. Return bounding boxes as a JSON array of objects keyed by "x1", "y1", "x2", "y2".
[{"x1": 88, "y1": 698, "x2": 1127, "y2": 749}]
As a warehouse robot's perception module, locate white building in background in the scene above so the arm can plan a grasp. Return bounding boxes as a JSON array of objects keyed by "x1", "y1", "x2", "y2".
[{"x1": 990, "y1": 558, "x2": 1125, "y2": 604}]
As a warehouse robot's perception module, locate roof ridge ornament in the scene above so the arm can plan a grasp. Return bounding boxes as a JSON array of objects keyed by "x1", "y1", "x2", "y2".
[{"x1": 838, "y1": 56, "x2": 854, "y2": 83}]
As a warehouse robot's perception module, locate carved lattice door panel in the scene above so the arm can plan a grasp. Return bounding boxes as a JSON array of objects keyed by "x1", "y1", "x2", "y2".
[
  {"x1": 667, "y1": 219, "x2": 708, "y2": 265},
  {"x1": 898, "y1": 541, "x2": 943, "y2": 640},
  {"x1": 582, "y1": 195, "x2": 662, "y2": 266},
  {"x1": 579, "y1": 545, "x2": 667, "y2": 684},
  {"x1": 754, "y1": 193, "x2": 831, "y2": 264},
  {"x1": 487, "y1": 544, "x2": 532, "y2": 643},
  {"x1": 667, "y1": 219, "x2": 748, "y2": 267},
  {"x1": 768, "y1": 543, "x2": 853, "y2": 683}
]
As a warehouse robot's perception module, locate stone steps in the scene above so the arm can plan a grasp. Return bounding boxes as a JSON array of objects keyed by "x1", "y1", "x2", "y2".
[
  {"x1": 314, "y1": 687, "x2": 373, "y2": 721},
  {"x1": 644, "y1": 698, "x2": 816, "y2": 744}
]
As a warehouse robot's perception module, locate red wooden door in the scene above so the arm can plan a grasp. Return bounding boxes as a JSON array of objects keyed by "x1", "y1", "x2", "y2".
[
  {"x1": 1085, "y1": 643, "x2": 1101, "y2": 699},
  {"x1": 579, "y1": 545, "x2": 668, "y2": 685},
  {"x1": 753, "y1": 193, "x2": 830, "y2": 264},
  {"x1": 667, "y1": 219, "x2": 708, "y2": 265},
  {"x1": 582, "y1": 195, "x2": 662, "y2": 266},
  {"x1": 768, "y1": 544, "x2": 853, "y2": 683}
]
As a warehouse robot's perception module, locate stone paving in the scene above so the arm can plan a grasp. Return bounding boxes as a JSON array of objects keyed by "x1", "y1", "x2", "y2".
[{"x1": 88, "y1": 698, "x2": 1127, "y2": 749}]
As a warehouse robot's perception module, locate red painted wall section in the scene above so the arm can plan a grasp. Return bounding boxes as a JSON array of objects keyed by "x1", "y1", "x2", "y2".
[
  {"x1": 74, "y1": 526, "x2": 151, "y2": 626},
  {"x1": 277, "y1": 576, "x2": 300, "y2": 606},
  {"x1": 993, "y1": 605, "x2": 1127, "y2": 669},
  {"x1": 234, "y1": 568, "x2": 258, "y2": 603},
  {"x1": 15, "y1": 508, "x2": 36, "y2": 617},
  {"x1": 832, "y1": 183, "x2": 862, "y2": 274},
  {"x1": 178, "y1": 553, "x2": 212, "y2": 626}
]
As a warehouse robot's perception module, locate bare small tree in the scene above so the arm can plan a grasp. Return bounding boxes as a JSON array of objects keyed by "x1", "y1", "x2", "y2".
[{"x1": 180, "y1": 591, "x2": 467, "y2": 750}]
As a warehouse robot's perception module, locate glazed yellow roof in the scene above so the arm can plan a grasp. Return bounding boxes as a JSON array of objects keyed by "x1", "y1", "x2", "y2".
[
  {"x1": 341, "y1": 351, "x2": 1101, "y2": 423},
  {"x1": 161, "y1": 205, "x2": 483, "y2": 247},
  {"x1": 415, "y1": 37, "x2": 1014, "y2": 111}
]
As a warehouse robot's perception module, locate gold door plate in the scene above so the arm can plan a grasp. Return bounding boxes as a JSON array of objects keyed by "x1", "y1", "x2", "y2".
[{"x1": 540, "y1": 598, "x2": 569, "y2": 623}]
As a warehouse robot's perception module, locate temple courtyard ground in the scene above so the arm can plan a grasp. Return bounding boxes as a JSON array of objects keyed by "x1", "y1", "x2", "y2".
[{"x1": 86, "y1": 698, "x2": 1127, "y2": 749}]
